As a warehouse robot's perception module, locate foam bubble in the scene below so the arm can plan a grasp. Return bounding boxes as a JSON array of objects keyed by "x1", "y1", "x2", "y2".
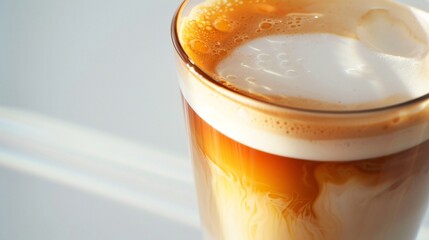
[
  {"x1": 189, "y1": 39, "x2": 210, "y2": 54},
  {"x1": 213, "y1": 17, "x2": 235, "y2": 32}
]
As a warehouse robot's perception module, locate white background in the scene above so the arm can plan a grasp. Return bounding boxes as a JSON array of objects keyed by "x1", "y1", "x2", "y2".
[
  {"x1": 0, "y1": 0, "x2": 428, "y2": 239},
  {"x1": 0, "y1": 0, "x2": 201, "y2": 239},
  {"x1": 0, "y1": 0, "x2": 188, "y2": 161}
]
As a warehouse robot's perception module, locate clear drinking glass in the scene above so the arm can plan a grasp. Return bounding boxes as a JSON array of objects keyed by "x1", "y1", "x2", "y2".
[{"x1": 172, "y1": 0, "x2": 429, "y2": 239}]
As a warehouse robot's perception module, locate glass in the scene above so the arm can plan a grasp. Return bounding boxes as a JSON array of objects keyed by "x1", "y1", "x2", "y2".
[{"x1": 172, "y1": 0, "x2": 429, "y2": 239}]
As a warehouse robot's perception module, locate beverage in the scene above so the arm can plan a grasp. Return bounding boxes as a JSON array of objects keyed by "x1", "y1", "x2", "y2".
[{"x1": 172, "y1": 0, "x2": 429, "y2": 239}]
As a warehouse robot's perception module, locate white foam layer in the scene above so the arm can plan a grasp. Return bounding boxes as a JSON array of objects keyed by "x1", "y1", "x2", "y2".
[
  {"x1": 217, "y1": 34, "x2": 428, "y2": 107},
  {"x1": 179, "y1": 64, "x2": 429, "y2": 161}
]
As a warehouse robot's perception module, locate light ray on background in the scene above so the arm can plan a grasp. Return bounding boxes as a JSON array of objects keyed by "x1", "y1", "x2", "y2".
[{"x1": 0, "y1": 107, "x2": 199, "y2": 228}]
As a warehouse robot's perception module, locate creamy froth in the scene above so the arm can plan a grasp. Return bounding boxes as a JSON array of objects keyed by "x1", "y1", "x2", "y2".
[{"x1": 217, "y1": 33, "x2": 429, "y2": 110}]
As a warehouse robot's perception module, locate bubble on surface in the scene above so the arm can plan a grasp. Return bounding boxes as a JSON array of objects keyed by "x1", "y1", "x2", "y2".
[
  {"x1": 259, "y1": 21, "x2": 273, "y2": 30},
  {"x1": 190, "y1": 39, "x2": 210, "y2": 54},
  {"x1": 234, "y1": 34, "x2": 249, "y2": 43},
  {"x1": 213, "y1": 17, "x2": 235, "y2": 32}
]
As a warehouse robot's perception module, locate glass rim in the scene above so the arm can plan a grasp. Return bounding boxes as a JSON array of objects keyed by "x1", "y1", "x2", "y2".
[{"x1": 171, "y1": 0, "x2": 429, "y2": 115}]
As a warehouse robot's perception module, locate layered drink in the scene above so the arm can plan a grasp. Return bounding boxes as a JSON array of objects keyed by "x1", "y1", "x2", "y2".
[{"x1": 172, "y1": 0, "x2": 429, "y2": 239}]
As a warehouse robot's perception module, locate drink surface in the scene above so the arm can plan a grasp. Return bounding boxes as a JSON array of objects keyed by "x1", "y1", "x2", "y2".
[
  {"x1": 177, "y1": 0, "x2": 429, "y2": 161},
  {"x1": 179, "y1": 0, "x2": 429, "y2": 110}
]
